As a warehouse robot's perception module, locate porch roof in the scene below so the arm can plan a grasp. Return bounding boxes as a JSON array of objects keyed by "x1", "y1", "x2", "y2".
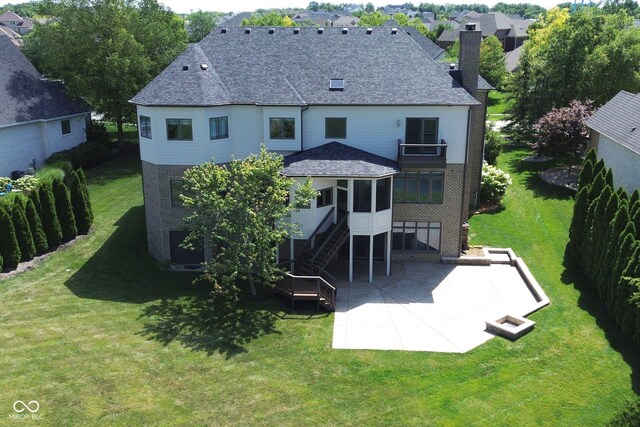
[{"x1": 282, "y1": 142, "x2": 399, "y2": 177}]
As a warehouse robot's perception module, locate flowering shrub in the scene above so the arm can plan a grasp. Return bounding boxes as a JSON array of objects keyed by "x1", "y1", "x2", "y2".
[
  {"x1": 480, "y1": 161, "x2": 512, "y2": 204},
  {"x1": 14, "y1": 175, "x2": 39, "y2": 192},
  {"x1": 0, "y1": 177, "x2": 11, "y2": 191}
]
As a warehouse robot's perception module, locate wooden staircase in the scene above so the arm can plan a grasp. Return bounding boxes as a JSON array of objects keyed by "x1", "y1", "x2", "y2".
[{"x1": 275, "y1": 208, "x2": 348, "y2": 311}]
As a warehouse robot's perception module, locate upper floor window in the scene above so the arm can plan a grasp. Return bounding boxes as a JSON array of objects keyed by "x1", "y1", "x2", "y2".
[
  {"x1": 166, "y1": 119, "x2": 193, "y2": 141},
  {"x1": 270, "y1": 118, "x2": 295, "y2": 140},
  {"x1": 353, "y1": 179, "x2": 372, "y2": 213},
  {"x1": 61, "y1": 119, "x2": 71, "y2": 135},
  {"x1": 139, "y1": 115, "x2": 151, "y2": 139},
  {"x1": 209, "y1": 117, "x2": 228, "y2": 140},
  {"x1": 325, "y1": 117, "x2": 346, "y2": 139},
  {"x1": 406, "y1": 118, "x2": 438, "y2": 145},
  {"x1": 376, "y1": 177, "x2": 391, "y2": 212},
  {"x1": 394, "y1": 171, "x2": 443, "y2": 204},
  {"x1": 317, "y1": 187, "x2": 333, "y2": 208}
]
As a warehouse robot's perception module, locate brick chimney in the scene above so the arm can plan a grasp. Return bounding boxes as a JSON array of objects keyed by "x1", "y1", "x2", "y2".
[{"x1": 458, "y1": 22, "x2": 481, "y2": 95}]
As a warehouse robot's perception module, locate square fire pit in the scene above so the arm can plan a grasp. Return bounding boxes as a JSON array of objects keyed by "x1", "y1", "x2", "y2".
[{"x1": 485, "y1": 315, "x2": 535, "y2": 340}]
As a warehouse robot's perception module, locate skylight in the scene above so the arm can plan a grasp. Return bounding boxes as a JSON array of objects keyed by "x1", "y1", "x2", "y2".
[{"x1": 329, "y1": 79, "x2": 344, "y2": 91}]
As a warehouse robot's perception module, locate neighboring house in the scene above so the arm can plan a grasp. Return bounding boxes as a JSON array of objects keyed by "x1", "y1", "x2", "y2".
[
  {"x1": 0, "y1": 11, "x2": 33, "y2": 35},
  {"x1": 0, "y1": 24, "x2": 21, "y2": 46},
  {"x1": 437, "y1": 29, "x2": 458, "y2": 49},
  {"x1": 130, "y1": 24, "x2": 490, "y2": 282},
  {"x1": 439, "y1": 13, "x2": 531, "y2": 52},
  {"x1": 505, "y1": 44, "x2": 523, "y2": 72},
  {"x1": 0, "y1": 37, "x2": 89, "y2": 177},
  {"x1": 586, "y1": 91, "x2": 640, "y2": 194},
  {"x1": 331, "y1": 16, "x2": 360, "y2": 27}
]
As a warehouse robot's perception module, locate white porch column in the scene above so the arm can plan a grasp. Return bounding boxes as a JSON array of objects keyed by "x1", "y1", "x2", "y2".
[
  {"x1": 349, "y1": 234, "x2": 354, "y2": 282},
  {"x1": 386, "y1": 230, "x2": 392, "y2": 276},
  {"x1": 369, "y1": 234, "x2": 374, "y2": 283}
]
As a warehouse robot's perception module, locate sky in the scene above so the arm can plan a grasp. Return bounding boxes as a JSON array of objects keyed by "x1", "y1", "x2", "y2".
[{"x1": 161, "y1": 0, "x2": 568, "y2": 15}]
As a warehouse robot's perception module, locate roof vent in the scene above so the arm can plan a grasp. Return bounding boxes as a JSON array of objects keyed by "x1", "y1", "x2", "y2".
[
  {"x1": 220, "y1": 28, "x2": 227, "y2": 34},
  {"x1": 632, "y1": 126, "x2": 637, "y2": 132},
  {"x1": 465, "y1": 23, "x2": 477, "y2": 31},
  {"x1": 268, "y1": 27, "x2": 275, "y2": 34},
  {"x1": 293, "y1": 27, "x2": 300, "y2": 34},
  {"x1": 366, "y1": 27, "x2": 373, "y2": 34},
  {"x1": 200, "y1": 64, "x2": 208, "y2": 70},
  {"x1": 449, "y1": 63, "x2": 456, "y2": 70},
  {"x1": 342, "y1": 27, "x2": 348, "y2": 34},
  {"x1": 182, "y1": 65, "x2": 189, "y2": 71},
  {"x1": 244, "y1": 28, "x2": 251, "y2": 34},
  {"x1": 317, "y1": 27, "x2": 324, "y2": 34},
  {"x1": 329, "y1": 78, "x2": 344, "y2": 91},
  {"x1": 391, "y1": 27, "x2": 398, "y2": 34}
]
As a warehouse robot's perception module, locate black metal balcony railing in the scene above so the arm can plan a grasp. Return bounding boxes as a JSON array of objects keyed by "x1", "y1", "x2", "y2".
[{"x1": 397, "y1": 139, "x2": 448, "y2": 168}]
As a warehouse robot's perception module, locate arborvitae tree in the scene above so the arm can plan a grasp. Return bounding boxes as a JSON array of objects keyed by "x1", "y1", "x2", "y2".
[
  {"x1": 0, "y1": 204, "x2": 21, "y2": 270},
  {"x1": 592, "y1": 159, "x2": 606, "y2": 181},
  {"x1": 569, "y1": 187, "x2": 590, "y2": 259},
  {"x1": 597, "y1": 203, "x2": 630, "y2": 297},
  {"x1": 584, "y1": 148, "x2": 597, "y2": 166},
  {"x1": 11, "y1": 198, "x2": 36, "y2": 262},
  {"x1": 619, "y1": 245, "x2": 640, "y2": 336},
  {"x1": 588, "y1": 172, "x2": 606, "y2": 207},
  {"x1": 0, "y1": 252, "x2": 3, "y2": 271},
  {"x1": 631, "y1": 189, "x2": 640, "y2": 207},
  {"x1": 586, "y1": 186, "x2": 613, "y2": 279},
  {"x1": 582, "y1": 197, "x2": 600, "y2": 269},
  {"x1": 29, "y1": 188, "x2": 43, "y2": 218},
  {"x1": 52, "y1": 178, "x2": 77, "y2": 242},
  {"x1": 70, "y1": 170, "x2": 93, "y2": 234},
  {"x1": 577, "y1": 159, "x2": 594, "y2": 191},
  {"x1": 633, "y1": 203, "x2": 640, "y2": 240},
  {"x1": 604, "y1": 168, "x2": 614, "y2": 188},
  {"x1": 76, "y1": 169, "x2": 93, "y2": 227},
  {"x1": 25, "y1": 197, "x2": 48, "y2": 254},
  {"x1": 38, "y1": 183, "x2": 62, "y2": 248},
  {"x1": 617, "y1": 187, "x2": 629, "y2": 204},
  {"x1": 608, "y1": 229, "x2": 636, "y2": 317},
  {"x1": 593, "y1": 190, "x2": 619, "y2": 272}
]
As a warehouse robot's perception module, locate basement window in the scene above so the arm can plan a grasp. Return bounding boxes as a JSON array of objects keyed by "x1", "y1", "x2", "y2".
[{"x1": 329, "y1": 78, "x2": 344, "y2": 91}]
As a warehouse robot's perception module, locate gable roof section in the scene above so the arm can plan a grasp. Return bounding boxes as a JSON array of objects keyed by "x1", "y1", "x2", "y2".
[
  {"x1": 0, "y1": 11, "x2": 22, "y2": 22},
  {"x1": 401, "y1": 26, "x2": 445, "y2": 60},
  {"x1": 132, "y1": 27, "x2": 479, "y2": 107},
  {"x1": 0, "y1": 36, "x2": 89, "y2": 127},
  {"x1": 587, "y1": 90, "x2": 640, "y2": 155},
  {"x1": 282, "y1": 142, "x2": 399, "y2": 177}
]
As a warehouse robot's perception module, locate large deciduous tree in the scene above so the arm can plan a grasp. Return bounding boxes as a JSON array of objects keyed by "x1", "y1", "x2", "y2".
[
  {"x1": 187, "y1": 10, "x2": 216, "y2": 43},
  {"x1": 23, "y1": 0, "x2": 187, "y2": 143},
  {"x1": 181, "y1": 146, "x2": 316, "y2": 301},
  {"x1": 479, "y1": 35, "x2": 507, "y2": 89}
]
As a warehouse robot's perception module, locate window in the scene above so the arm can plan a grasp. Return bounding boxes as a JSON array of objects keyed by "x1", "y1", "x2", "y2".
[
  {"x1": 392, "y1": 221, "x2": 441, "y2": 253},
  {"x1": 170, "y1": 180, "x2": 186, "y2": 207},
  {"x1": 166, "y1": 119, "x2": 193, "y2": 141},
  {"x1": 376, "y1": 177, "x2": 391, "y2": 212},
  {"x1": 317, "y1": 187, "x2": 333, "y2": 208},
  {"x1": 329, "y1": 78, "x2": 344, "y2": 91},
  {"x1": 269, "y1": 118, "x2": 295, "y2": 139},
  {"x1": 209, "y1": 117, "x2": 228, "y2": 140},
  {"x1": 139, "y1": 115, "x2": 151, "y2": 139},
  {"x1": 394, "y1": 171, "x2": 443, "y2": 203},
  {"x1": 405, "y1": 118, "x2": 438, "y2": 154},
  {"x1": 353, "y1": 180, "x2": 372, "y2": 213},
  {"x1": 325, "y1": 117, "x2": 346, "y2": 139},
  {"x1": 61, "y1": 120, "x2": 71, "y2": 135}
]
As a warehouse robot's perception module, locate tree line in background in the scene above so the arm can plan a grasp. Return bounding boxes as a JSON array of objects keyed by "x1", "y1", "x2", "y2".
[
  {"x1": 0, "y1": 169, "x2": 93, "y2": 272},
  {"x1": 567, "y1": 150, "x2": 640, "y2": 347},
  {"x1": 508, "y1": 7, "x2": 640, "y2": 135}
]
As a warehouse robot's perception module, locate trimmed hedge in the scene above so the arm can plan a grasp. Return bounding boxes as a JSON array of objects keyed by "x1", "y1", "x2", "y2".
[
  {"x1": 38, "y1": 183, "x2": 63, "y2": 249},
  {"x1": 52, "y1": 178, "x2": 77, "y2": 242},
  {"x1": 25, "y1": 197, "x2": 48, "y2": 254},
  {"x1": 70, "y1": 169, "x2": 93, "y2": 234},
  {"x1": 11, "y1": 198, "x2": 36, "y2": 262},
  {"x1": 45, "y1": 142, "x2": 110, "y2": 170}
]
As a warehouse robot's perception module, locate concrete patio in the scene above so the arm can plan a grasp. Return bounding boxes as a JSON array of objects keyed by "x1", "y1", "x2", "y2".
[{"x1": 332, "y1": 255, "x2": 549, "y2": 353}]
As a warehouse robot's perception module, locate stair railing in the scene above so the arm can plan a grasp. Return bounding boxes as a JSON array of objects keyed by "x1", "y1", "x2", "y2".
[
  {"x1": 294, "y1": 207, "x2": 335, "y2": 261},
  {"x1": 311, "y1": 213, "x2": 349, "y2": 266}
]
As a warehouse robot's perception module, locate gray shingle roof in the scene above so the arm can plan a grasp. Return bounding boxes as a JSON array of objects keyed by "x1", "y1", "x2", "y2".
[
  {"x1": 282, "y1": 142, "x2": 399, "y2": 177},
  {"x1": 0, "y1": 36, "x2": 89, "y2": 127},
  {"x1": 401, "y1": 26, "x2": 445, "y2": 60},
  {"x1": 587, "y1": 90, "x2": 640, "y2": 155},
  {"x1": 131, "y1": 26, "x2": 480, "y2": 107}
]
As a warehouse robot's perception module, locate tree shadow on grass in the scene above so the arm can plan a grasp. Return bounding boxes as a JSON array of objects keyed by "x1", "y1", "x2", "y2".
[
  {"x1": 561, "y1": 247, "x2": 640, "y2": 394},
  {"x1": 505, "y1": 148, "x2": 575, "y2": 201},
  {"x1": 138, "y1": 296, "x2": 280, "y2": 358}
]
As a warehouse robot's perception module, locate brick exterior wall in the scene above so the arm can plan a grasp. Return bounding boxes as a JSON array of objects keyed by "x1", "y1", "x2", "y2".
[
  {"x1": 392, "y1": 163, "x2": 465, "y2": 261},
  {"x1": 141, "y1": 161, "x2": 191, "y2": 261}
]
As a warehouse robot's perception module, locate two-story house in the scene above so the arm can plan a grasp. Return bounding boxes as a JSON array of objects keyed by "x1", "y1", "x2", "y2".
[{"x1": 131, "y1": 24, "x2": 490, "y2": 282}]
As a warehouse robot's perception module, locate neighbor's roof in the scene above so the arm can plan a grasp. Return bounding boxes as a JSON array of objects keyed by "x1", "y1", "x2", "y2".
[
  {"x1": 437, "y1": 29, "x2": 459, "y2": 43},
  {"x1": 282, "y1": 142, "x2": 399, "y2": 177},
  {"x1": 131, "y1": 26, "x2": 480, "y2": 107},
  {"x1": 0, "y1": 36, "x2": 89, "y2": 127},
  {"x1": 505, "y1": 44, "x2": 523, "y2": 72},
  {"x1": 0, "y1": 11, "x2": 22, "y2": 22},
  {"x1": 587, "y1": 90, "x2": 640, "y2": 155}
]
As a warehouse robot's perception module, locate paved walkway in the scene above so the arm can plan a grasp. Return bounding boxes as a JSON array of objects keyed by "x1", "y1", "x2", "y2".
[{"x1": 332, "y1": 262, "x2": 541, "y2": 353}]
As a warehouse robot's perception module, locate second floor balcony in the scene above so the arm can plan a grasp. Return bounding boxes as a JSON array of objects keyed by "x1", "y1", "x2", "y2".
[{"x1": 397, "y1": 139, "x2": 447, "y2": 169}]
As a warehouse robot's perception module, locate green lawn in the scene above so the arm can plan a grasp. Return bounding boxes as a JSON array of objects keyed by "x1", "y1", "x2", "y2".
[
  {"x1": 1, "y1": 153, "x2": 638, "y2": 425},
  {"x1": 487, "y1": 90, "x2": 513, "y2": 117}
]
